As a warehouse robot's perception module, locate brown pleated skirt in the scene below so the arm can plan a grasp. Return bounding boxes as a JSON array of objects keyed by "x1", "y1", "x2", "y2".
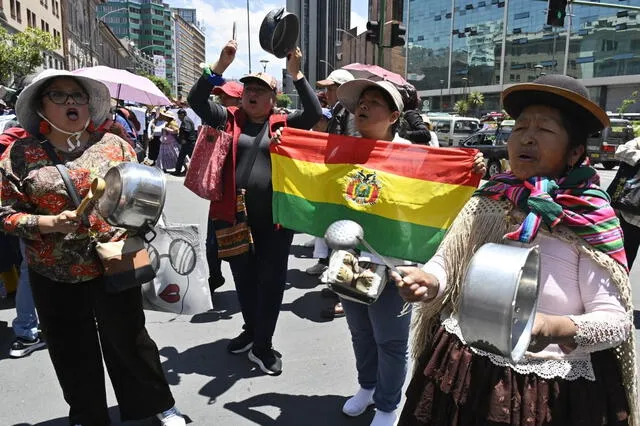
[{"x1": 399, "y1": 327, "x2": 630, "y2": 426}]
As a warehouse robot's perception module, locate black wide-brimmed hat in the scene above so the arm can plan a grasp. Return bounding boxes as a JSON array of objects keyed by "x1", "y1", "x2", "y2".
[{"x1": 502, "y1": 74, "x2": 609, "y2": 135}]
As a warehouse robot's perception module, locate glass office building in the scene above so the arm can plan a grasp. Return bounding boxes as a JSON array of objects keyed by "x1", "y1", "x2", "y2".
[{"x1": 407, "y1": 0, "x2": 640, "y2": 113}]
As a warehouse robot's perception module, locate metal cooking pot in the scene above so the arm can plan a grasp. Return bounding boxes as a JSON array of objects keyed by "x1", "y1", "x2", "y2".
[
  {"x1": 97, "y1": 163, "x2": 166, "y2": 232},
  {"x1": 259, "y1": 8, "x2": 299, "y2": 58},
  {"x1": 458, "y1": 243, "x2": 541, "y2": 363}
]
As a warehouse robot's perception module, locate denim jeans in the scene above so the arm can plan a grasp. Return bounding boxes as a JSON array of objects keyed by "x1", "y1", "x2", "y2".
[
  {"x1": 12, "y1": 240, "x2": 38, "y2": 340},
  {"x1": 341, "y1": 279, "x2": 411, "y2": 413}
]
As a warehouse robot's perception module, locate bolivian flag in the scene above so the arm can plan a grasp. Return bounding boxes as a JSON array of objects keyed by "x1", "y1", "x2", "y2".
[{"x1": 270, "y1": 128, "x2": 481, "y2": 262}]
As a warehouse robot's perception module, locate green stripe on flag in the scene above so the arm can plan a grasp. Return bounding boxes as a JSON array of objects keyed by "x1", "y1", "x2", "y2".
[{"x1": 273, "y1": 192, "x2": 447, "y2": 263}]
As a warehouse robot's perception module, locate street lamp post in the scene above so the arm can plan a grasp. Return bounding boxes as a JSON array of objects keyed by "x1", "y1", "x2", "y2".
[
  {"x1": 319, "y1": 60, "x2": 334, "y2": 75},
  {"x1": 337, "y1": 28, "x2": 357, "y2": 64},
  {"x1": 439, "y1": 79, "x2": 444, "y2": 112},
  {"x1": 259, "y1": 59, "x2": 269, "y2": 73},
  {"x1": 97, "y1": 7, "x2": 129, "y2": 24},
  {"x1": 462, "y1": 77, "x2": 469, "y2": 100}
]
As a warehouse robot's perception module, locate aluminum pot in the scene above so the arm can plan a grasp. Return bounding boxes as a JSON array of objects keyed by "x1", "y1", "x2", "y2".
[
  {"x1": 458, "y1": 243, "x2": 541, "y2": 363},
  {"x1": 259, "y1": 8, "x2": 299, "y2": 58},
  {"x1": 97, "y1": 163, "x2": 166, "y2": 232}
]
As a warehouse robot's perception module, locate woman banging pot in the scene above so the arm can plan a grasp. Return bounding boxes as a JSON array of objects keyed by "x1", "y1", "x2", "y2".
[
  {"x1": 0, "y1": 69, "x2": 185, "y2": 426},
  {"x1": 392, "y1": 74, "x2": 637, "y2": 425}
]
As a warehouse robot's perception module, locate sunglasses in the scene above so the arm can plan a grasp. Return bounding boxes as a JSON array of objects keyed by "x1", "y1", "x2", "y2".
[
  {"x1": 42, "y1": 90, "x2": 90, "y2": 105},
  {"x1": 148, "y1": 239, "x2": 197, "y2": 276}
]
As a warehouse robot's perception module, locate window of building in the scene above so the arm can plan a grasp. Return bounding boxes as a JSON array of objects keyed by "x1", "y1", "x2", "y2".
[
  {"x1": 514, "y1": 12, "x2": 529, "y2": 19},
  {"x1": 26, "y1": 9, "x2": 36, "y2": 27}
]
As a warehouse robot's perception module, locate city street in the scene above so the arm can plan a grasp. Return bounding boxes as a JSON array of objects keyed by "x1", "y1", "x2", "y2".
[{"x1": 0, "y1": 165, "x2": 637, "y2": 425}]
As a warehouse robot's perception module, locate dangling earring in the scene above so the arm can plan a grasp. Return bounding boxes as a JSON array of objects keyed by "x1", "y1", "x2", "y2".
[
  {"x1": 39, "y1": 120, "x2": 51, "y2": 135},
  {"x1": 87, "y1": 120, "x2": 96, "y2": 132}
]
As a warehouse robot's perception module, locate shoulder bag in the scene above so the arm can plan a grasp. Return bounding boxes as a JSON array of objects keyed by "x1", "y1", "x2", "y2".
[
  {"x1": 214, "y1": 121, "x2": 269, "y2": 259},
  {"x1": 41, "y1": 140, "x2": 155, "y2": 292}
]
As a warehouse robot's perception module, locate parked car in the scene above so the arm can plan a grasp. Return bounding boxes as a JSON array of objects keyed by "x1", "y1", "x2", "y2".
[
  {"x1": 586, "y1": 118, "x2": 635, "y2": 169},
  {"x1": 430, "y1": 116, "x2": 481, "y2": 147},
  {"x1": 461, "y1": 127, "x2": 512, "y2": 179}
]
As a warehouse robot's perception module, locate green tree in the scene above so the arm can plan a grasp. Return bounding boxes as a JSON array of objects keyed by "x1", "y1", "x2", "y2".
[
  {"x1": 454, "y1": 99, "x2": 469, "y2": 115},
  {"x1": 276, "y1": 93, "x2": 291, "y2": 108},
  {"x1": 467, "y1": 91, "x2": 485, "y2": 116},
  {"x1": 143, "y1": 74, "x2": 172, "y2": 98},
  {"x1": 618, "y1": 90, "x2": 638, "y2": 115},
  {"x1": 0, "y1": 27, "x2": 57, "y2": 86}
]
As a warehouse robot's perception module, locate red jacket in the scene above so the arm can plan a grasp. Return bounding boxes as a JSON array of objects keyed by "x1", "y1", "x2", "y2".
[
  {"x1": 0, "y1": 127, "x2": 29, "y2": 153},
  {"x1": 209, "y1": 107, "x2": 287, "y2": 223}
]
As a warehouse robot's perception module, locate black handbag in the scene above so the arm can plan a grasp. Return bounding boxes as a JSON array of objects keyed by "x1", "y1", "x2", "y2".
[{"x1": 606, "y1": 161, "x2": 640, "y2": 214}]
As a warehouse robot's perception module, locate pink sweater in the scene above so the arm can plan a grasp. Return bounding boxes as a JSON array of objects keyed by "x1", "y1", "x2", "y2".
[{"x1": 424, "y1": 231, "x2": 631, "y2": 366}]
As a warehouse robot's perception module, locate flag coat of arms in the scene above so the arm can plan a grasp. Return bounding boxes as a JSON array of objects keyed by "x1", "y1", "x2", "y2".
[{"x1": 270, "y1": 128, "x2": 481, "y2": 262}]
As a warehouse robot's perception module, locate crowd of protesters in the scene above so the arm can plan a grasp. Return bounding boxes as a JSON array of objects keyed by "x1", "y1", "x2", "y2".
[{"x1": 0, "y1": 35, "x2": 637, "y2": 426}]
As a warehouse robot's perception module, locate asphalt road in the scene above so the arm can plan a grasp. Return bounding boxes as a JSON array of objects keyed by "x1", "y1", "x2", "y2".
[{"x1": 0, "y1": 165, "x2": 637, "y2": 425}]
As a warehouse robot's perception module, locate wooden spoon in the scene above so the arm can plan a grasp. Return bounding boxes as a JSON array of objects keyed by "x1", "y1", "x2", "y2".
[{"x1": 76, "y1": 177, "x2": 106, "y2": 216}]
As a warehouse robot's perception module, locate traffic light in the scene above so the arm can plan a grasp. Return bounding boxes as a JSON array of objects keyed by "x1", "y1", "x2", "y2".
[
  {"x1": 547, "y1": 0, "x2": 567, "y2": 27},
  {"x1": 390, "y1": 22, "x2": 406, "y2": 48},
  {"x1": 366, "y1": 20, "x2": 381, "y2": 45}
]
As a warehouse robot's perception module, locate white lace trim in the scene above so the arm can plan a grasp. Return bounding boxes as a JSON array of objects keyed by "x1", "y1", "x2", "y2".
[
  {"x1": 441, "y1": 316, "x2": 596, "y2": 381},
  {"x1": 568, "y1": 312, "x2": 632, "y2": 353}
]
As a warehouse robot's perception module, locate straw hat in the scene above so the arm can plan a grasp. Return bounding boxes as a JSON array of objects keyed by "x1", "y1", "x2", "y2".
[
  {"x1": 502, "y1": 74, "x2": 609, "y2": 135},
  {"x1": 16, "y1": 69, "x2": 111, "y2": 136}
]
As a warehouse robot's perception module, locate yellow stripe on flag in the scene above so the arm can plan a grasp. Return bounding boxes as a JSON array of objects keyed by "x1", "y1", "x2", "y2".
[{"x1": 272, "y1": 153, "x2": 476, "y2": 229}]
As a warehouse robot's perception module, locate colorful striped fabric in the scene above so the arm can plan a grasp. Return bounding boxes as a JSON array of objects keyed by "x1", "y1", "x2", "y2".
[
  {"x1": 475, "y1": 168, "x2": 628, "y2": 271},
  {"x1": 270, "y1": 128, "x2": 481, "y2": 262}
]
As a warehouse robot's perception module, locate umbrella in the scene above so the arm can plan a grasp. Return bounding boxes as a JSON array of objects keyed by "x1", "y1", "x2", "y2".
[
  {"x1": 342, "y1": 63, "x2": 408, "y2": 87},
  {"x1": 72, "y1": 66, "x2": 172, "y2": 106}
]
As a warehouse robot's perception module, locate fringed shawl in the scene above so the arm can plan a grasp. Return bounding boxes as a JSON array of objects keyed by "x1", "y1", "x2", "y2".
[{"x1": 410, "y1": 196, "x2": 638, "y2": 424}]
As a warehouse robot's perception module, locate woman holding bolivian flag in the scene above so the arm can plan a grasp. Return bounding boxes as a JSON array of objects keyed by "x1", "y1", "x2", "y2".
[{"x1": 317, "y1": 79, "x2": 486, "y2": 426}]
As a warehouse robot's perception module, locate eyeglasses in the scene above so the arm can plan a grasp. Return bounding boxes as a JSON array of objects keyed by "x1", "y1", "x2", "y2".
[
  {"x1": 42, "y1": 90, "x2": 90, "y2": 105},
  {"x1": 148, "y1": 238, "x2": 197, "y2": 276}
]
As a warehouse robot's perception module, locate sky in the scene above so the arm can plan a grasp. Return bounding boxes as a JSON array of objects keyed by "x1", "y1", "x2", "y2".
[{"x1": 169, "y1": 0, "x2": 368, "y2": 80}]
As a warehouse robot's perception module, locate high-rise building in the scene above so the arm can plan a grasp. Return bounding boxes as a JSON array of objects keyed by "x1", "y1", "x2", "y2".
[
  {"x1": 98, "y1": 0, "x2": 176, "y2": 90},
  {"x1": 0, "y1": 0, "x2": 65, "y2": 76},
  {"x1": 407, "y1": 0, "x2": 640, "y2": 113},
  {"x1": 172, "y1": 8, "x2": 205, "y2": 99},
  {"x1": 334, "y1": 0, "x2": 406, "y2": 75},
  {"x1": 286, "y1": 0, "x2": 351, "y2": 85}
]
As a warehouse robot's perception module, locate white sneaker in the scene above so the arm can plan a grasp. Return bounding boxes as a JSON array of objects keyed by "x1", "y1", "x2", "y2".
[
  {"x1": 370, "y1": 409, "x2": 397, "y2": 426},
  {"x1": 156, "y1": 406, "x2": 186, "y2": 426},
  {"x1": 342, "y1": 387, "x2": 375, "y2": 417},
  {"x1": 306, "y1": 262, "x2": 328, "y2": 275}
]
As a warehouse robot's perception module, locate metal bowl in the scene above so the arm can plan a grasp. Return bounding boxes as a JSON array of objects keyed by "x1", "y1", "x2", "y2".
[
  {"x1": 458, "y1": 243, "x2": 541, "y2": 363},
  {"x1": 98, "y1": 163, "x2": 166, "y2": 231}
]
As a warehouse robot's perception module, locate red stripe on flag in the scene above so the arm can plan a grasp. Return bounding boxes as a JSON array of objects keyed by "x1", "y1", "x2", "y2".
[{"x1": 271, "y1": 128, "x2": 481, "y2": 186}]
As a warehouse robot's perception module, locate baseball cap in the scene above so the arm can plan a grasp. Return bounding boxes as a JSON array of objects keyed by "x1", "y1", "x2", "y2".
[
  {"x1": 337, "y1": 79, "x2": 404, "y2": 114},
  {"x1": 316, "y1": 69, "x2": 354, "y2": 87},
  {"x1": 240, "y1": 72, "x2": 277, "y2": 92},
  {"x1": 212, "y1": 81, "x2": 244, "y2": 98}
]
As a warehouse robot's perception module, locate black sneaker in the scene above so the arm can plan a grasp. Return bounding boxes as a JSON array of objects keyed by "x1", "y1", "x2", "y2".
[
  {"x1": 227, "y1": 330, "x2": 254, "y2": 354},
  {"x1": 248, "y1": 347, "x2": 282, "y2": 376},
  {"x1": 10, "y1": 336, "x2": 46, "y2": 358}
]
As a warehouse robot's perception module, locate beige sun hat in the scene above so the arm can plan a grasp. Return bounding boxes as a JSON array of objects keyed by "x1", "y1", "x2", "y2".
[
  {"x1": 16, "y1": 69, "x2": 111, "y2": 136},
  {"x1": 337, "y1": 79, "x2": 404, "y2": 114}
]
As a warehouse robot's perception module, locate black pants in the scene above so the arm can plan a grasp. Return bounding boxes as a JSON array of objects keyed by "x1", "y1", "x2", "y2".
[
  {"x1": 149, "y1": 136, "x2": 161, "y2": 161},
  {"x1": 175, "y1": 142, "x2": 195, "y2": 173},
  {"x1": 29, "y1": 270, "x2": 175, "y2": 426},
  {"x1": 620, "y1": 215, "x2": 640, "y2": 269},
  {"x1": 228, "y1": 224, "x2": 294, "y2": 350},
  {"x1": 206, "y1": 218, "x2": 226, "y2": 291}
]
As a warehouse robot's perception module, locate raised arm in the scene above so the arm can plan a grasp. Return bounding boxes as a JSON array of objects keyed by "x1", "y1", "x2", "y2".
[
  {"x1": 187, "y1": 40, "x2": 238, "y2": 128},
  {"x1": 283, "y1": 47, "x2": 322, "y2": 129}
]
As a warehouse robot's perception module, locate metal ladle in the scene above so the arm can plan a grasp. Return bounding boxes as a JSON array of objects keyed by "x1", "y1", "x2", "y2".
[{"x1": 324, "y1": 220, "x2": 404, "y2": 277}]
